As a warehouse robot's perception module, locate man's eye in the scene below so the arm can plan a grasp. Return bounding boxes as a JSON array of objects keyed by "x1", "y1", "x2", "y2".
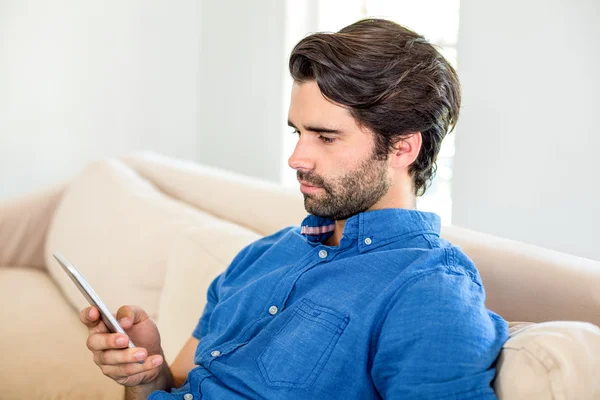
[
  {"x1": 319, "y1": 135, "x2": 336, "y2": 144},
  {"x1": 291, "y1": 129, "x2": 300, "y2": 136}
]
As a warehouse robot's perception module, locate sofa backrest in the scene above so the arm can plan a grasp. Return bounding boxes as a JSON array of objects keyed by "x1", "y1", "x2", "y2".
[
  {"x1": 121, "y1": 151, "x2": 307, "y2": 237},
  {"x1": 442, "y1": 225, "x2": 600, "y2": 326}
]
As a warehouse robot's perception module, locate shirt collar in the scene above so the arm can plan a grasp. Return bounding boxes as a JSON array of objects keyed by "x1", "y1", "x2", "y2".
[{"x1": 300, "y1": 208, "x2": 441, "y2": 248}]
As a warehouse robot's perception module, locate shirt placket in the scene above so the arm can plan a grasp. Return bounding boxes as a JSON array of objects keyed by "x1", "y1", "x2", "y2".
[
  {"x1": 266, "y1": 245, "x2": 336, "y2": 313},
  {"x1": 196, "y1": 247, "x2": 326, "y2": 368}
]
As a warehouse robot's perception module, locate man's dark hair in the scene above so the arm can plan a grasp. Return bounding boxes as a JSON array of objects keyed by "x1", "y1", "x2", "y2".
[{"x1": 289, "y1": 18, "x2": 461, "y2": 196}]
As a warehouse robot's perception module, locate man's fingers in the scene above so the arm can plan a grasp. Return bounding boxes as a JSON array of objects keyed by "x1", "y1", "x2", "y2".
[
  {"x1": 79, "y1": 306, "x2": 98, "y2": 326},
  {"x1": 116, "y1": 305, "x2": 149, "y2": 329},
  {"x1": 99, "y1": 355, "x2": 163, "y2": 379},
  {"x1": 87, "y1": 332, "x2": 131, "y2": 352},
  {"x1": 94, "y1": 347, "x2": 148, "y2": 366},
  {"x1": 79, "y1": 307, "x2": 109, "y2": 334}
]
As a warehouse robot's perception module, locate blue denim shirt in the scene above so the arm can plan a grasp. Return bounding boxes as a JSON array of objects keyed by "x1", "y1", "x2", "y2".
[{"x1": 149, "y1": 209, "x2": 508, "y2": 399}]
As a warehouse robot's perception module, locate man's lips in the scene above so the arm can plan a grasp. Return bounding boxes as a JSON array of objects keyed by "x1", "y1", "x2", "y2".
[{"x1": 299, "y1": 181, "x2": 323, "y2": 194}]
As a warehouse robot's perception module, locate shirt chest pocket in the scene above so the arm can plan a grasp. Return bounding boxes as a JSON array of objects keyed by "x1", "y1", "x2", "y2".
[{"x1": 256, "y1": 298, "x2": 349, "y2": 389}]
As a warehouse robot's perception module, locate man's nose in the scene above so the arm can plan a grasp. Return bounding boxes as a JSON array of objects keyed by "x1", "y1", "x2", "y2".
[{"x1": 288, "y1": 138, "x2": 315, "y2": 172}]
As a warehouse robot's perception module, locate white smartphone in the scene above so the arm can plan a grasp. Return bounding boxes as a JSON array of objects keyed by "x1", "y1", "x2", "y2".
[{"x1": 53, "y1": 252, "x2": 136, "y2": 349}]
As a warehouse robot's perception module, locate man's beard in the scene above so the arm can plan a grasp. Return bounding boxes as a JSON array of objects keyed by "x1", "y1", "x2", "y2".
[{"x1": 297, "y1": 153, "x2": 390, "y2": 221}]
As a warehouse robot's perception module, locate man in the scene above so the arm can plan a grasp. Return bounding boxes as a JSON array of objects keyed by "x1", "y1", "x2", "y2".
[{"x1": 81, "y1": 18, "x2": 507, "y2": 399}]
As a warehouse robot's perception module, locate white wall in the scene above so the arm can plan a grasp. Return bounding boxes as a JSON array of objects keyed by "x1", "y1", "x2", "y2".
[
  {"x1": 197, "y1": 0, "x2": 286, "y2": 183},
  {"x1": 454, "y1": 0, "x2": 600, "y2": 260},
  {"x1": 0, "y1": 0, "x2": 200, "y2": 199}
]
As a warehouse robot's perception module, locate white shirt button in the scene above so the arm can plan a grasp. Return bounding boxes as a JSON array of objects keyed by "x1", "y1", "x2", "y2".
[
  {"x1": 183, "y1": 394, "x2": 194, "y2": 400},
  {"x1": 210, "y1": 350, "x2": 221, "y2": 357},
  {"x1": 364, "y1": 237, "x2": 372, "y2": 245},
  {"x1": 268, "y1": 305, "x2": 278, "y2": 315},
  {"x1": 318, "y1": 249, "x2": 328, "y2": 259}
]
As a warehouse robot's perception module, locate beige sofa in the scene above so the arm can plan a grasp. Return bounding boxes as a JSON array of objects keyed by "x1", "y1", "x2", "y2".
[{"x1": 1, "y1": 151, "x2": 599, "y2": 400}]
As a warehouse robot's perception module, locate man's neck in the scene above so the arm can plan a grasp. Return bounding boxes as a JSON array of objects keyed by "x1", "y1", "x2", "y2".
[
  {"x1": 324, "y1": 220, "x2": 346, "y2": 247},
  {"x1": 324, "y1": 195, "x2": 417, "y2": 247}
]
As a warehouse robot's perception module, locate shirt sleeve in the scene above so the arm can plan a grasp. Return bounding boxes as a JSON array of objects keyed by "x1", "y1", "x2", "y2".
[
  {"x1": 191, "y1": 271, "x2": 223, "y2": 340},
  {"x1": 370, "y1": 266, "x2": 508, "y2": 399},
  {"x1": 190, "y1": 231, "x2": 279, "y2": 340},
  {"x1": 191, "y1": 226, "x2": 300, "y2": 340}
]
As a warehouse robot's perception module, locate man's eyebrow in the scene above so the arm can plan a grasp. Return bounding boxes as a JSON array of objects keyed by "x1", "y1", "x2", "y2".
[{"x1": 287, "y1": 120, "x2": 343, "y2": 134}]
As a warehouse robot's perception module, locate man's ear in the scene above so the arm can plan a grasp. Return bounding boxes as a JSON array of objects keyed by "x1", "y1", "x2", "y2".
[{"x1": 389, "y1": 132, "x2": 422, "y2": 169}]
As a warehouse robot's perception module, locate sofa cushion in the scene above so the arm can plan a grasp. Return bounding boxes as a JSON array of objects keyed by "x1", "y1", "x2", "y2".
[
  {"x1": 494, "y1": 321, "x2": 600, "y2": 399},
  {"x1": 0, "y1": 267, "x2": 123, "y2": 400},
  {"x1": 44, "y1": 159, "x2": 223, "y2": 319},
  {"x1": 157, "y1": 222, "x2": 261, "y2": 363}
]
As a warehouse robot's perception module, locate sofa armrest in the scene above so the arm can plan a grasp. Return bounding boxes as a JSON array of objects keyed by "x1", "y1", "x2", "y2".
[
  {"x1": 494, "y1": 321, "x2": 600, "y2": 399},
  {"x1": 0, "y1": 184, "x2": 67, "y2": 269}
]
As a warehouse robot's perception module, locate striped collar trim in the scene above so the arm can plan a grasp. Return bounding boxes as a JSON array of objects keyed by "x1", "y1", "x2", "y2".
[{"x1": 301, "y1": 224, "x2": 336, "y2": 236}]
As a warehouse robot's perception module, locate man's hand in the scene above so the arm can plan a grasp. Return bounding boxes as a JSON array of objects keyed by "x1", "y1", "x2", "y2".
[{"x1": 80, "y1": 305, "x2": 165, "y2": 387}]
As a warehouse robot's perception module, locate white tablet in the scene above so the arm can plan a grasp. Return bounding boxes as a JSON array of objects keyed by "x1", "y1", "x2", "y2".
[{"x1": 53, "y1": 252, "x2": 136, "y2": 349}]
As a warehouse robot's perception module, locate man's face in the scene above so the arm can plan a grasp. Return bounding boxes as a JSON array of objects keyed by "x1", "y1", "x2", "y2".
[{"x1": 287, "y1": 81, "x2": 391, "y2": 221}]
